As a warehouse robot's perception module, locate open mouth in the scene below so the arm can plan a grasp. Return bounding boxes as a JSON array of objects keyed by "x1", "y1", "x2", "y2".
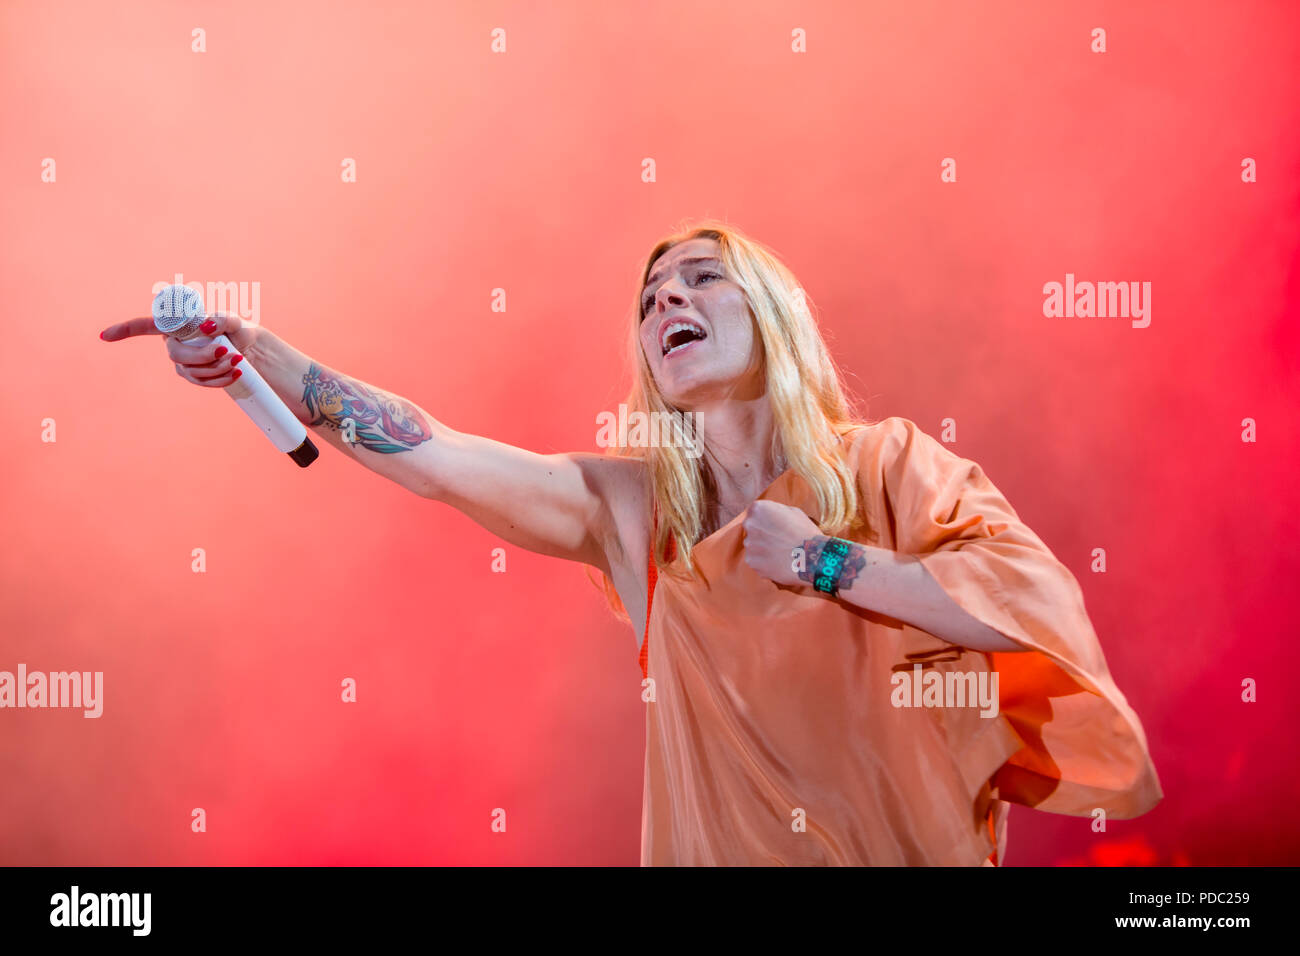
[{"x1": 662, "y1": 321, "x2": 708, "y2": 357}]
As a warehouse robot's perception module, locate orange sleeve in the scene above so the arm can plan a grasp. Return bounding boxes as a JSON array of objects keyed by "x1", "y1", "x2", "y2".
[{"x1": 874, "y1": 417, "x2": 1162, "y2": 819}]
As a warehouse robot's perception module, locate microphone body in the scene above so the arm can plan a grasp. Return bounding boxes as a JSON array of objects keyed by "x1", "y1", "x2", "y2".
[{"x1": 152, "y1": 285, "x2": 319, "y2": 468}]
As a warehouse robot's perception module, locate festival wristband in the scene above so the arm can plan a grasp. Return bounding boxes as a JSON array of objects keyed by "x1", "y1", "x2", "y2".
[{"x1": 813, "y1": 537, "x2": 852, "y2": 596}]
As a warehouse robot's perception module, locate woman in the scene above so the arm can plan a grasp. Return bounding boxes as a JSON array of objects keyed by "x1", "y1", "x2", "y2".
[{"x1": 101, "y1": 221, "x2": 1161, "y2": 866}]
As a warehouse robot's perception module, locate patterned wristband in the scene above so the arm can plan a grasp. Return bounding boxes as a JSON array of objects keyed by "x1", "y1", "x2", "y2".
[{"x1": 813, "y1": 537, "x2": 852, "y2": 596}]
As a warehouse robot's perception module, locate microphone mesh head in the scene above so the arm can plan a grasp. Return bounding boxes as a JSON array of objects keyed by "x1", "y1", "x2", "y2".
[{"x1": 152, "y1": 284, "x2": 205, "y2": 335}]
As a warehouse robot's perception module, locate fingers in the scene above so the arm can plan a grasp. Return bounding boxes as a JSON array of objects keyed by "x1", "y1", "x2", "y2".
[
  {"x1": 106, "y1": 309, "x2": 250, "y2": 388},
  {"x1": 165, "y1": 314, "x2": 250, "y2": 367},
  {"x1": 167, "y1": 333, "x2": 235, "y2": 366},
  {"x1": 175, "y1": 360, "x2": 242, "y2": 388},
  {"x1": 101, "y1": 311, "x2": 247, "y2": 343},
  {"x1": 100, "y1": 316, "x2": 163, "y2": 341},
  {"x1": 176, "y1": 344, "x2": 243, "y2": 381},
  {"x1": 169, "y1": 315, "x2": 246, "y2": 384},
  {"x1": 193, "y1": 361, "x2": 243, "y2": 383},
  {"x1": 202, "y1": 311, "x2": 251, "y2": 338}
]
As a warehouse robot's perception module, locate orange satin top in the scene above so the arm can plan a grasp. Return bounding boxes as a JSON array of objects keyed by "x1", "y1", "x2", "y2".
[{"x1": 637, "y1": 416, "x2": 1162, "y2": 866}]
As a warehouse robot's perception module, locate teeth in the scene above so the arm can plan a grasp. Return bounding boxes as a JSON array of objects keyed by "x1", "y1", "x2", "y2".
[{"x1": 661, "y1": 320, "x2": 706, "y2": 355}]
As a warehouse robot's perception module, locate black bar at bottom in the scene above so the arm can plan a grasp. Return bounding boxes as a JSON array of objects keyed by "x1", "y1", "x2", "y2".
[{"x1": 0, "y1": 864, "x2": 1284, "y2": 943}]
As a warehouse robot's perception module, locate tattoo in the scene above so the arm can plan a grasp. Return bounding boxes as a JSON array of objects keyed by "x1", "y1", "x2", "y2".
[
  {"x1": 795, "y1": 535, "x2": 867, "y2": 593},
  {"x1": 301, "y1": 363, "x2": 433, "y2": 454}
]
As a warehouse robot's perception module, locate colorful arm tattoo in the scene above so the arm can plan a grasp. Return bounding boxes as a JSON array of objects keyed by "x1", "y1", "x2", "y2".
[
  {"x1": 301, "y1": 363, "x2": 434, "y2": 454},
  {"x1": 795, "y1": 535, "x2": 868, "y2": 597}
]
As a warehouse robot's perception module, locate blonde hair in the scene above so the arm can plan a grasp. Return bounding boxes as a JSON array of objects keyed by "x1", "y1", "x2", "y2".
[{"x1": 595, "y1": 219, "x2": 871, "y2": 622}]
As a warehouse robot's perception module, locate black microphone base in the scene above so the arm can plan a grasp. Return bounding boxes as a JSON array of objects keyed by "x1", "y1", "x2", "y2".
[{"x1": 289, "y1": 436, "x2": 320, "y2": 468}]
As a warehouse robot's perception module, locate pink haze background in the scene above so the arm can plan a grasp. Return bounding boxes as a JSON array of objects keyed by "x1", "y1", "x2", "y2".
[{"x1": 1, "y1": 0, "x2": 1298, "y2": 865}]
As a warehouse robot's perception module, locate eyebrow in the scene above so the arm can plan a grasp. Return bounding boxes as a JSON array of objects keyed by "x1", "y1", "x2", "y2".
[{"x1": 644, "y1": 256, "x2": 722, "y2": 290}]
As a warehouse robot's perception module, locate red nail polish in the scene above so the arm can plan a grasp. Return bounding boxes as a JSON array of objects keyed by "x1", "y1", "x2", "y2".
[
  {"x1": 232, "y1": 368, "x2": 242, "y2": 379},
  {"x1": 214, "y1": 346, "x2": 228, "y2": 358},
  {"x1": 200, "y1": 319, "x2": 216, "y2": 333},
  {"x1": 231, "y1": 354, "x2": 243, "y2": 366}
]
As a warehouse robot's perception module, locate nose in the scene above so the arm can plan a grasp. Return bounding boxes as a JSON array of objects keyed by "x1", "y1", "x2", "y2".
[{"x1": 650, "y1": 284, "x2": 688, "y2": 314}]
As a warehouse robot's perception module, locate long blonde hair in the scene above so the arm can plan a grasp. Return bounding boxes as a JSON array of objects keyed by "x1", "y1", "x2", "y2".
[{"x1": 595, "y1": 219, "x2": 871, "y2": 622}]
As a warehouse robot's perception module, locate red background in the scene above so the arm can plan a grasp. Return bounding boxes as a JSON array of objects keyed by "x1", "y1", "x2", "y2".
[{"x1": 1, "y1": 0, "x2": 1297, "y2": 865}]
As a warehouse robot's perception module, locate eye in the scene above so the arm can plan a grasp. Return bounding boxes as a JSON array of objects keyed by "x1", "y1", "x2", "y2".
[{"x1": 641, "y1": 272, "x2": 721, "y2": 318}]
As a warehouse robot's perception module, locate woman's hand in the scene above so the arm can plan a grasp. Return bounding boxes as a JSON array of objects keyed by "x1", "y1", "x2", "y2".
[
  {"x1": 740, "y1": 500, "x2": 823, "y2": 587},
  {"x1": 99, "y1": 311, "x2": 264, "y2": 389}
]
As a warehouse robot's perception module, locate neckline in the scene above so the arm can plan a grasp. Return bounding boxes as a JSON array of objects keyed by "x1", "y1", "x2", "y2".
[{"x1": 691, "y1": 465, "x2": 799, "y2": 551}]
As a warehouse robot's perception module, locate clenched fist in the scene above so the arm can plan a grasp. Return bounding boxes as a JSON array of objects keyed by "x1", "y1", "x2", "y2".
[{"x1": 740, "y1": 500, "x2": 822, "y2": 587}]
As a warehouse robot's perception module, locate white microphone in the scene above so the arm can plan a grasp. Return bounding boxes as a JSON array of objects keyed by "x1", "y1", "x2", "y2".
[{"x1": 152, "y1": 284, "x2": 319, "y2": 468}]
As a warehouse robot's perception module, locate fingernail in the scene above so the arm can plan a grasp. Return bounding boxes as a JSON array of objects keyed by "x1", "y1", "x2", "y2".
[
  {"x1": 214, "y1": 346, "x2": 228, "y2": 358},
  {"x1": 200, "y1": 319, "x2": 216, "y2": 333},
  {"x1": 231, "y1": 354, "x2": 244, "y2": 366},
  {"x1": 232, "y1": 368, "x2": 243, "y2": 380},
  {"x1": 99, "y1": 331, "x2": 106, "y2": 340}
]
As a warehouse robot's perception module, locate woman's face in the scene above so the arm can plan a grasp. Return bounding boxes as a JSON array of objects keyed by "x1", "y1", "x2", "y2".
[{"x1": 639, "y1": 238, "x2": 762, "y2": 408}]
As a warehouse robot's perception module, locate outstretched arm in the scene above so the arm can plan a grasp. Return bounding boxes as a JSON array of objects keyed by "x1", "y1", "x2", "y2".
[
  {"x1": 101, "y1": 314, "x2": 632, "y2": 576},
  {"x1": 247, "y1": 330, "x2": 631, "y2": 575}
]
